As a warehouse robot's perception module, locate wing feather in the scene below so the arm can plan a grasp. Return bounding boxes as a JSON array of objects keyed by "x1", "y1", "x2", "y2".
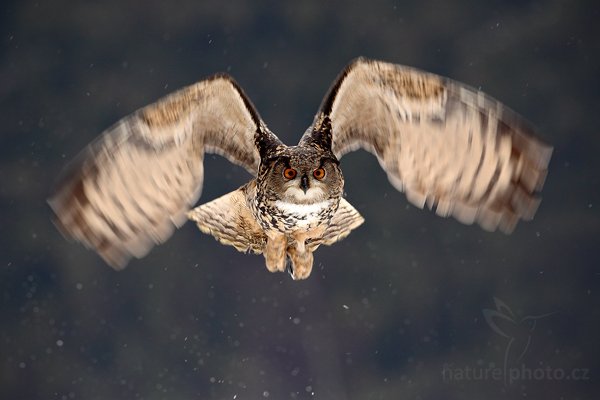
[
  {"x1": 307, "y1": 58, "x2": 552, "y2": 233},
  {"x1": 49, "y1": 74, "x2": 269, "y2": 268},
  {"x1": 187, "y1": 185, "x2": 267, "y2": 254}
]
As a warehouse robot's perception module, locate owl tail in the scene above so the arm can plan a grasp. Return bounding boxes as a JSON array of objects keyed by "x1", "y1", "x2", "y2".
[{"x1": 187, "y1": 187, "x2": 267, "y2": 254}]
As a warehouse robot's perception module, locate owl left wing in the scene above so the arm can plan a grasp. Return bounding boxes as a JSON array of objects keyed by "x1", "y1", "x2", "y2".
[
  {"x1": 49, "y1": 74, "x2": 270, "y2": 268},
  {"x1": 305, "y1": 58, "x2": 552, "y2": 233}
]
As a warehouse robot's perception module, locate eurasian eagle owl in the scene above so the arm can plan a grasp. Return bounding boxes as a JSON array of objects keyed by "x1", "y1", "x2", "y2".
[{"x1": 49, "y1": 58, "x2": 552, "y2": 279}]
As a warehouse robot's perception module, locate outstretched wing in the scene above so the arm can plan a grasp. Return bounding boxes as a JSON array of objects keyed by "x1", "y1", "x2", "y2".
[
  {"x1": 306, "y1": 58, "x2": 552, "y2": 233},
  {"x1": 49, "y1": 74, "x2": 269, "y2": 269}
]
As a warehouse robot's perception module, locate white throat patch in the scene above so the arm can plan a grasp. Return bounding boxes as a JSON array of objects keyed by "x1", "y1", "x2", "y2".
[
  {"x1": 274, "y1": 200, "x2": 332, "y2": 216},
  {"x1": 284, "y1": 187, "x2": 325, "y2": 203}
]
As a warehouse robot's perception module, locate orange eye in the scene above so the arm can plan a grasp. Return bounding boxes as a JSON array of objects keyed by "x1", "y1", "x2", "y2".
[
  {"x1": 313, "y1": 167, "x2": 325, "y2": 180},
  {"x1": 283, "y1": 167, "x2": 297, "y2": 180}
]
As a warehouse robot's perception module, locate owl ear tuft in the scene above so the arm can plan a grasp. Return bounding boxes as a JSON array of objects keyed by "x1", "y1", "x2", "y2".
[
  {"x1": 302, "y1": 113, "x2": 333, "y2": 151},
  {"x1": 255, "y1": 128, "x2": 284, "y2": 159}
]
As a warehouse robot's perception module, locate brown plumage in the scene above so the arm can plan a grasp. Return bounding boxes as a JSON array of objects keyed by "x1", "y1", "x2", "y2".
[{"x1": 49, "y1": 57, "x2": 552, "y2": 279}]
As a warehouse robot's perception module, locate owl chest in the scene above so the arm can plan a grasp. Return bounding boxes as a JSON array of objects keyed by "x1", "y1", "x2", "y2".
[{"x1": 254, "y1": 198, "x2": 338, "y2": 234}]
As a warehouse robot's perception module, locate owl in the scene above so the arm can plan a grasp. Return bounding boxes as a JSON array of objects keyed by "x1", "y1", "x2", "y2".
[{"x1": 48, "y1": 58, "x2": 552, "y2": 280}]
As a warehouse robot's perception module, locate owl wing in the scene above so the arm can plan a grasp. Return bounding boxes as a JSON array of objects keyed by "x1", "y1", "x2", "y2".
[
  {"x1": 49, "y1": 74, "x2": 269, "y2": 269},
  {"x1": 306, "y1": 58, "x2": 552, "y2": 232}
]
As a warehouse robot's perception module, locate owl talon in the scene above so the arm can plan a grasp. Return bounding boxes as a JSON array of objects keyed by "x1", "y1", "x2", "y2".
[{"x1": 285, "y1": 256, "x2": 294, "y2": 277}]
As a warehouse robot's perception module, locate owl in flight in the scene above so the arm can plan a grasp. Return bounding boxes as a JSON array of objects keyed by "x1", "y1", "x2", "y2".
[{"x1": 49, "y1": 58, "x2": 552, "y2": 280}]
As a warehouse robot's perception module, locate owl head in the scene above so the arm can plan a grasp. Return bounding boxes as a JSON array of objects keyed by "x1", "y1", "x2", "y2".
[{"x1": 257, "y1": 146, "x2": 343, "y2": 205}]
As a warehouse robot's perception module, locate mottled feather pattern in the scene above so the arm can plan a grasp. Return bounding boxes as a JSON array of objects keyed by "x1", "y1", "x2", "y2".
[
  {"x1": 188, "y1": 186, "x2": 267, "y2": 254},
  {"x1": 188, "y1": 187, "x2": 363, "y2": 255},
  {"x1": 50, "y1": 57, "x2": 551, "y2": 278},
  {"x1": 307, "y1": 198, "x2": 365, "y2": 251}
]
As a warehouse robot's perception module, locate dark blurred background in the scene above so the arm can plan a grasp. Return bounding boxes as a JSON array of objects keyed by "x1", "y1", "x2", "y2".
[{"x1": 2, "y1": 0, "x2": 599, "y2": 399}]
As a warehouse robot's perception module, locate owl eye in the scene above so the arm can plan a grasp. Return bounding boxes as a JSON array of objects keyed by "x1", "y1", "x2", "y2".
[
  {"x1": 283, "y1": 167, "x2": 297, "y2": 180},
  {"x1": 313, "y1": 167, "x2": 326, "y2": 180}
]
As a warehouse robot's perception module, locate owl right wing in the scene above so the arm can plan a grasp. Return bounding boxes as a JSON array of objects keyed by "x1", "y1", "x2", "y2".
[
  {"x1": 49, "y1": 74, "x2": 272, "y2": 269},
  {"x1": 307, "y1": 58, "x2": 552, "y2": 233}
]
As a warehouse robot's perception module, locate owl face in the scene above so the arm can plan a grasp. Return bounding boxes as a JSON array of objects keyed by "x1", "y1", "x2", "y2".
[{"x1": 259, "y1": 146, "x2": 343, "y2": 205}]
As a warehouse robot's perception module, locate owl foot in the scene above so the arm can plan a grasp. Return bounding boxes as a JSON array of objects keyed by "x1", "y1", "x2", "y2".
[
  {"x1": 286, "y1": 245, "x2": 314, "y2": 280},
  {"x1": 264, "y1": 232, "x2": 287, "y2": 273}
]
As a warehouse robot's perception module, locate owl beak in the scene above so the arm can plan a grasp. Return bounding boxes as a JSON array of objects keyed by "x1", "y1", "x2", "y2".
[{"x1": 300, "y1": 174, "x2": 309, "y2": 193}]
